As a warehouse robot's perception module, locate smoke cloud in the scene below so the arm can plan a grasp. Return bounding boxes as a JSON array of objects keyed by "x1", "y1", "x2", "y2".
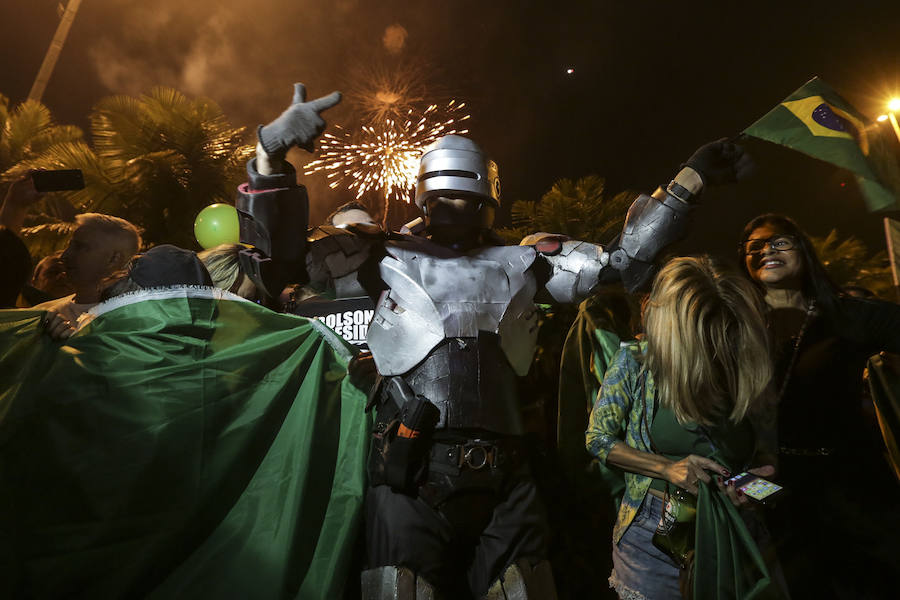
[
  {"x1": 81, "y1": 0, "x2": 372, "y2": 127},
  {"x1": 382, "y1": 24, "x2": 408, "y2": 54}
]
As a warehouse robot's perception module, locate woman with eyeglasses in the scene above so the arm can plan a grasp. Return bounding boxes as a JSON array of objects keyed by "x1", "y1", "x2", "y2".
[{"x1": 738, "y1": 213, "x2": 900, "y2": 598}]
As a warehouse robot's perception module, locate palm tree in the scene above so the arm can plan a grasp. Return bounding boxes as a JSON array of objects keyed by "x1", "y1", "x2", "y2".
[
  {"x1": 6, "y1": 88, "x2": 254, "y2": 254},
  {"x1": 1, "y1": 95, "x2": 86, "y2": 255},
  {"x1": 811, "y1": 230, "x2": 895, "y2": 299},
  {"x1": 497, "y1": 175, "x2": 637, "y2": 245},
  {"x1": 89, "y1": 87, "x2": 254, "y2": 248},
  {"x1": 496, "y1": 176, "x2": 641, "y2": 441},
  {"x1": 0, "y1": 94, "x2": 83, "y2": 177}
]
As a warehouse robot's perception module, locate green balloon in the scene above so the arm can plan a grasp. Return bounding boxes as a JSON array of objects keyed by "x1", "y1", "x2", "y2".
[{"x1": 194, "y1": 203, "x2": 239, "y2": 249}]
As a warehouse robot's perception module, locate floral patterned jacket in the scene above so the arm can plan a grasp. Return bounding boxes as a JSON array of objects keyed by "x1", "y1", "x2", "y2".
[{"x1": 585, "y1": 341, "x2": 657, "y2": 544}]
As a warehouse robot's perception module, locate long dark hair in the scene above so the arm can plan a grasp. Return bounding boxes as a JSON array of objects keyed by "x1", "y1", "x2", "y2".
[{"x1": 738, "y1": 214, "x2": 841, "y2": 317}]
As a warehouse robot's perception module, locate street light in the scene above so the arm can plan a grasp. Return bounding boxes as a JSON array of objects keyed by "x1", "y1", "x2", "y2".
[{"x1": 888, "y1": 97, "x2": 900, "y2": 112}]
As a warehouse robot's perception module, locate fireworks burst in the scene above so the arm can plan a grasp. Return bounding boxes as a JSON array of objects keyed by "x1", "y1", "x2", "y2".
[
  {"x1": 344, "y1": 62, "x2": 428, "y2": 122},
  {"x1": 304, "y1": 101, "x2": 470, "y2": 204}
]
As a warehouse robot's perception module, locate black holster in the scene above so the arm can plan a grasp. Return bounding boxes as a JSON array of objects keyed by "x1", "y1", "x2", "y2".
[{"x1": 368, "y1": 378, "x2": 439, "y2": 495}]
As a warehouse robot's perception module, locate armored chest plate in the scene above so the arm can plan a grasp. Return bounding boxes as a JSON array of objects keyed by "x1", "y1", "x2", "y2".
[{"x1": 367, "y1": 241, "x2": 539, "y2": 377}]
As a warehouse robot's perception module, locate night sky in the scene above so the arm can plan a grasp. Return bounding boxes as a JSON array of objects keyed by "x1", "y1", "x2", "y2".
[{"x1": 2, "y1": 0, "x2": 899, "y2": 257}]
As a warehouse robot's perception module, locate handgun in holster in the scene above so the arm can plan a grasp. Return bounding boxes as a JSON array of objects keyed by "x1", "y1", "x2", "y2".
[{"x1": 381, "y1": 377, "x2": 440, "y2": 494}]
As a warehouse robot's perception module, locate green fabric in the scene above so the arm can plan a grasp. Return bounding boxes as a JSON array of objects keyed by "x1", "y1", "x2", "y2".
[
  {"x1": 744, "y1": 77, "x2": 900, "y2": 213},
  {"x1": 693, "y1": 471, "x2": 775, "y2": 600},
  {"x1": 558, "y1": 292, "x2": 637, "y2": 494},
  {"x1": 556, "y1": 292, "x2": 637, "y2": 600},
  {"x1": 0, "y1": 289, "x2": 371, "y2": 599}
]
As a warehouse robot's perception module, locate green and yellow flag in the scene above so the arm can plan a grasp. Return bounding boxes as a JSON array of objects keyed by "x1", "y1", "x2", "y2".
[
  {"x1": 0, "y1": 288, "x2": 371, "y2": 599},
  {"x1": 745, "y1": 77, "x2": 900, "y2": 212}
]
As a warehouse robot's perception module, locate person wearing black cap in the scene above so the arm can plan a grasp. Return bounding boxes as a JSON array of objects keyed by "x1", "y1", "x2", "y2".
[
  {"x1": 103, "y1": 244, "x2": 214, "y2": 298},
  {"x1": 44, "y1": 245, "x2": 213, "y2": 340}
]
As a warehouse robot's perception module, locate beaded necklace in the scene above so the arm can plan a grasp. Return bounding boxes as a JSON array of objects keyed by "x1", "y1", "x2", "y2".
[{"x1": 775, "y1": 299, "x2": 817, "y2": 403}]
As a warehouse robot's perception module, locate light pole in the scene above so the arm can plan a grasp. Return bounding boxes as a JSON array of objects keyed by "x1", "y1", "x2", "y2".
[
  {"x1": 884, "y1": 98, "x2": 900, "y2": 144},
  {"x1": 28, "y1": 0, "x2": 83, "y2": 103},
  {"x1": 880, "y1": 97, "x2": 900, "y2": 300}
]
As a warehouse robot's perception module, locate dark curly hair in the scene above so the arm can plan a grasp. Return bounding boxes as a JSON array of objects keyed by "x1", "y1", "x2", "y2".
[{"x1": 738, "y1": 213, "x2": 841, "y2": 317}]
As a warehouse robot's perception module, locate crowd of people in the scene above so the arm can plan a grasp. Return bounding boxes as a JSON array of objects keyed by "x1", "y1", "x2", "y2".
[{"x1": 0, "y1": 82, "x2": 898, "y2": 600}]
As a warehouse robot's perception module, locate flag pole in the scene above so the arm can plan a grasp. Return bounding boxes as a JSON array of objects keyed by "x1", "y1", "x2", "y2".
[
  {"x1": 889, "y1": 113, "x2": 900, "y2": 144},
  {"x1": 883, "y1": 112, "x2": 900, "y2": 301},
  {"x1": 884, "y1": 217, "x2": 900, "y2": 302},
  {"x1": 28, "y1": 0, "x2": 83, "y2": 103}
]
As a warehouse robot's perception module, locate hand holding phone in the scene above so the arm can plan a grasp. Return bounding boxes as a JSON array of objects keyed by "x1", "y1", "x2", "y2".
[
  {"x1": 724, "y1": 471, "x2": 785, "y2": 505},
  {"x1": 31, "y1": 169, "x2": 85, "y2": 193}
]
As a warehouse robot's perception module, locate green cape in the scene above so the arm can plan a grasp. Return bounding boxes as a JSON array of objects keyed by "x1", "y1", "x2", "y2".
[{"x1": 0, "y1": 288, "x2": 371, "y2": 599}]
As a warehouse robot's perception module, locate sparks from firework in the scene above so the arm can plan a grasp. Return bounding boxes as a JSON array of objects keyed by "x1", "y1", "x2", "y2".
[{"x1": 304, "y1": 101, "x2": 470, "y2": 203}]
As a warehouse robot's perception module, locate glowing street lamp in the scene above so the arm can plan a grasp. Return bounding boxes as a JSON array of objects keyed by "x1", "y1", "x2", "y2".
[{"x1": 888, "y1": 97, "x2": 900, "y2": 112}]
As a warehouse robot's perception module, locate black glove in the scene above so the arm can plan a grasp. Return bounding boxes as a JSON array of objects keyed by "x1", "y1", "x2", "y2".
[
  {"x1": 258, "y1": 83, "x2": 342, "y2": 160},
  {"x1": 682, "y1": 138, "x2": 754, "y2": 187},
  {"x1": 348, "y1": 351, "x2": 378, "y2": 391}
]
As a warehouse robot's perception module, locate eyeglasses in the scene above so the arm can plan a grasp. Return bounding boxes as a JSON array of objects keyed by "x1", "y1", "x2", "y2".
[{"x1": 741, "y1": 235, "x2": 797, "y2": 255}]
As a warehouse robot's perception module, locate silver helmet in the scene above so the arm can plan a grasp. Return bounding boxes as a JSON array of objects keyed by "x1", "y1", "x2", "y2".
[{"x1": 414, "y1": 135, "x2": 500, "y2": 211}]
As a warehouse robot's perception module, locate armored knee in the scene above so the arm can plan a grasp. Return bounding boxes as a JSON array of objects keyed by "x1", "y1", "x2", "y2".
[
  {"x1": 481, "y1": 558, "x2": 557, "y2": 600},
  {"x1": 361, "y1": 566, "x2": 439, "y2": 600}
]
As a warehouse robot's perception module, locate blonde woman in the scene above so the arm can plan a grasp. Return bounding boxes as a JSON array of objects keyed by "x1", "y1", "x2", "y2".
[
  {"x1": 197, "y1": 243, "x2": 258, "y2": 301},
  {"x1": 586, "y1": 256, "x2": 775, "y2": 599}
]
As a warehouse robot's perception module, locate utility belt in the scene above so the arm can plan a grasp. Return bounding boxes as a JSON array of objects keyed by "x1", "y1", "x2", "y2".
[
  {"x1": 367, "y1": 376, "x2": 525, "y2": 497},
  {"x1": 428, "y1": 438, "x2": 524, "y2": 476},
  {"x1": 369, "y1": 425, "x2": 525, "y2": 483}
]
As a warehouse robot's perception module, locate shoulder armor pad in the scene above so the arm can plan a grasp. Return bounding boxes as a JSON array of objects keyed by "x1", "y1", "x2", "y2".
[
  {"x1": 540, "y1": 240, "x2": 609, "y2": 303},
  {"x1": 306, "y1": 226, "x2": 377, "y2": 285},
  {"x1": 608, "y1": 187, "x2": 694, "y2": 292},
  {"x1": 236, "y1": 182, "x2": 309, "y2": 298},
  {"x1": 471, "y1": 244, "x2": 537, "y2": 274}
]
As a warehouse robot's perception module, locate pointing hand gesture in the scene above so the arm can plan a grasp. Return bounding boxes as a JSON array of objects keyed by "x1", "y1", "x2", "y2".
[{"x1": 258, "y1": 83, "x2": 342, "y2": 159}]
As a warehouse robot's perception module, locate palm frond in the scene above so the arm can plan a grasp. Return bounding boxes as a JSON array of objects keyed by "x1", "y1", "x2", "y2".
[
  {"x1": 27, "y1": 124, "x2": 84, "y2": 155},
  {"x1": 811, "y1": 230, "x2": 895, "y2": 298},
  {"x1": 508, "y1": 175, "x2": 635, "y2": 244},
  {"x1": 92, "y1": 94, "x2": 159, "y2": 159},
  {"x1": 20, "y1": 220, "x2": 79, "y2": 259},
  {"x1": 0, "y1": 94, "x2": 10, "y2": 135}
]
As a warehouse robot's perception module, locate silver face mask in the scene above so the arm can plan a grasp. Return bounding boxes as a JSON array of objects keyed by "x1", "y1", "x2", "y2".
[{"x1": 414, "y1": 135, "x2": 500, "y2": 212}]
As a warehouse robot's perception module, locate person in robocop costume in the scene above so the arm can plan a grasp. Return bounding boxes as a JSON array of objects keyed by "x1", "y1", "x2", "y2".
[{"x1": 233, "y1": 83, "x2": 752, "y2": 599}]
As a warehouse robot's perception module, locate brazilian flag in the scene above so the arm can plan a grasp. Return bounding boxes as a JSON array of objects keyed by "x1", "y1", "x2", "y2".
[
  {"x1": 0, "y1": 288, "x2": 371, "y2": 599},
  {"x1": 745, "y1": 77, "x2": 900, "y2": 212}
]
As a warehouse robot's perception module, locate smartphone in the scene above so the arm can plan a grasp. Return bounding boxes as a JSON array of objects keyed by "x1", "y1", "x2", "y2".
[
  {"x1": 725, "y1": 471, "x2": 785, "y2": 504},
  {"x1": 31, "y1": 169, "x2": 85, "y2": 192}
]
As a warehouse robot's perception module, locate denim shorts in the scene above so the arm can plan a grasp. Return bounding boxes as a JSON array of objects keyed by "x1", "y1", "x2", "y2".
[{"x1": 610, "y1": 494, "x2": 682, "y2": 600}]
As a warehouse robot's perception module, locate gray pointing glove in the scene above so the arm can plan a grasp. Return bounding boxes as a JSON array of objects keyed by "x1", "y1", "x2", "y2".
[{"x1": 257, "y1": 83, "x2": 342, "y2": 160}]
